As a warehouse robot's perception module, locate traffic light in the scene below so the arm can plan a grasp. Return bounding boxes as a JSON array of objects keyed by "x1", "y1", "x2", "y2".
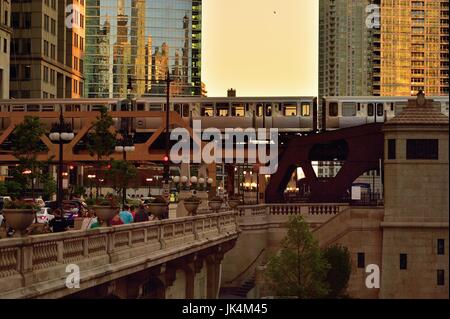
[
  {"x1": 163, "y1": 154, "x2": 170, "y2": 180},
  {"x1": 162, "y1": 154, "x2": 169, "y2": 163}
]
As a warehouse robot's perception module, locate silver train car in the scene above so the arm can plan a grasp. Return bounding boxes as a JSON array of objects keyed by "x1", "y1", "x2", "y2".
[
  {"x1": 321, "y1": 96, "x2": 449, "y2": 130},
  {"x1": 0, "y1": 95, "x2": 448, "y2": 133},
  {"x1": 134, "y1": 96, "x2": 317, "y2": 132}
]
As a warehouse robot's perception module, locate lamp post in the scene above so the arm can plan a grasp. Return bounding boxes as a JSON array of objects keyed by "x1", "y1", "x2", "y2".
[
  {"x1": 146, "y1": 177, "x2": 153, "y2": 197},
  {"x1": 49, "y1": 107, "x2": 74, "y2": 209},
  {"x1": 162, "y1": 70, "x2": 173, "y2": 201}
]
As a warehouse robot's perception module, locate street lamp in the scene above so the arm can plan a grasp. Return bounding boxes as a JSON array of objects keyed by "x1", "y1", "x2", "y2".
[
  {"x1": 50, "y1": 107, "x2": 74, "y2": 209},
  {"x1": 115, "y1": 134, "x2": 135, "y2": 205}
]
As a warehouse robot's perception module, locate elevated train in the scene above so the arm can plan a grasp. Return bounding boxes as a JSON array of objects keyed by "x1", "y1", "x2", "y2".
[{"x1": 0, "y1": 95, "x2": 448, "y2": 133}]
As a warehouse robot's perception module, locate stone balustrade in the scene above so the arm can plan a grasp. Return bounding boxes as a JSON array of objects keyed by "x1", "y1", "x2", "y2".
[
  {"x1": 0, "y1": 212, "x2": 239, "y2": 299},
  {"x1": 238, "y1": 203, "x2": 348, "y2": 217}
]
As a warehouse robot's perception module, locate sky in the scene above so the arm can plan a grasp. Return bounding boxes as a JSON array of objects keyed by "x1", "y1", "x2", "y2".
[{"x1": 202, "y1": 0, "x2": 319, "y2": 97}]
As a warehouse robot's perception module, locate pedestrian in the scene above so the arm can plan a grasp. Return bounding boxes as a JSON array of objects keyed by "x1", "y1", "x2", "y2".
[
  {"x1": 119, "y1": 205, "x2": 134, "y2": 224},
  {"x1": 49, "y1": 209, "x2": 69, "y2": 233},
  {"x1": 81, "y1": 210, "x2": 97, "y2": 230},
  {"x1": 130, "y1": 205, "x2": 136, "y2": 219},
  {"x1": 134, "y1": 204, "x2": 149, "y2": 223}
]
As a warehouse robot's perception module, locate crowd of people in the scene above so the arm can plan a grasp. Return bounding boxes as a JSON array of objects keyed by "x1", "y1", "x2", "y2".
[{"x1": 0, "y1": 204, "x2": 160, "y2": 238}]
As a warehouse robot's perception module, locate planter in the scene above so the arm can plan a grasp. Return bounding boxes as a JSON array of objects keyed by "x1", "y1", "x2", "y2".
[
  {"x1": 92, "y1": 206, "x2": 118, "y2": 226},
  {"x1": 147, "y1": 203, "x2": 168, "y2": 219},
  {"x1": 228, "y1": 199, "x2": 242, "y2": 209},
  {"x1": 1, "y1": 209, "x2": 36, "y2": 236},
  {"x1": 183, "y1": 200, "x2": 201, "y2": 216},
  {"x1": 208, "y1": 200, "x2": 223, "y2": 212}
]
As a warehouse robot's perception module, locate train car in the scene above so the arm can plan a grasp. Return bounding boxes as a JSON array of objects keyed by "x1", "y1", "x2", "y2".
[
  {"x1": 321, "y1": 96, "x2": 449, "y2": 130},
  {"x1": 0, "y1": 98, "x2": 124, "y2": 131},
  {"x1": 134, "y1": 96, "x2": 317, "y2": 133}
]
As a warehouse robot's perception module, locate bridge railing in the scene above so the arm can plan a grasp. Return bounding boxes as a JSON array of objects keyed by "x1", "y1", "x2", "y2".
[
  {"x1": 0, "y1": 212, "x2": 238, "y2": 298},
  {"x1": 238, "y1": 203, "x2": 348, "y2": 217}
]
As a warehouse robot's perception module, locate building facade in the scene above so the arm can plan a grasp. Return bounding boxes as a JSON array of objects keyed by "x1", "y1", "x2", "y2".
[
  {"x1": 9, "y1": 0, "x2": 85, "y2": 99},
  {"x1": 319, "y1": 0, "x2": 374, "y2": 97},
  {"x1": 0, "y1": 0, "x2": 11, "y2": 99},
  {"x1": 319, "y1": 0, "x2": 449, "y2": 97},
  {"x1": 85, "y1": 0, "x2": 202, "y2": 98}
]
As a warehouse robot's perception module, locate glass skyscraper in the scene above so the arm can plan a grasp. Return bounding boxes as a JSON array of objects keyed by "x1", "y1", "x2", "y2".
[{"x1": 85, "y1": 0, "x2": 202, "y2": 98}]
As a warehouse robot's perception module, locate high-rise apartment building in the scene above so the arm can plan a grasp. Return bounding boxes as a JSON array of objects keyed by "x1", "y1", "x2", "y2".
[
  {"x1": 10, "y1": 0, "x2": 85, "y2": 99},
  {"x1": 85, "y1": 0, "x2": 202, "y2": 98},
  {"x1": 319, "y1": 0, "x2": 374, "y2": 97},
  {"x1": 319, "y1": 0, "x2": 449, "y2": 97},
  {"x1": 0, "y1": 0, "x2": 11, "y2": 99}
]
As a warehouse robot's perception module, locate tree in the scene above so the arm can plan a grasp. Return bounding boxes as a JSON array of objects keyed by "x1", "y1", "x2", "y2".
[
  {"x1": 105, "y1": 160, "x2": 138, "y2": 202},
  {"x1": 266, "y1": 216, "x2": 330, "y2": 298},
  {"x1": 322, "y1": 245, "x2": 352, "y2": 298},
  {"x1": 86, "y1": 106, "x2": 117, "y2": 196},
  {"x1": 40, "y1": 172, "x2": 57, "y2": 201},
  {"x1": 10, "y1": 116, "x2": 47, "y2": 198}
]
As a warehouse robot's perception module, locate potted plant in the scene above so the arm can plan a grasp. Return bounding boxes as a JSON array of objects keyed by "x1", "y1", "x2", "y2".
[
  {"x1": 208, "y1": 196, "x2": 223, "y2": 212},
  {"x1": 228, "y1": 195, "x2": 242, "y2": 210},
  {"x1": 2, "y1": 200, "x2": 39, "y2": 236},
  {"x1": 183, "y1": 196, "x2": 202, "y2": 216},
  {"x1": 147, "y1": 196, "x2": 169, "y2": 219},
  {"x1": 90, "y1": 197, "x2": 119, "y2": 226}
]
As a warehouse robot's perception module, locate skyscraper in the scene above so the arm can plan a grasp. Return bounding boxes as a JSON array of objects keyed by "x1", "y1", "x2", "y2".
[
  {"x1": 10, "y1": 0, "x2": 85, "y2": 99},
  {"x1": 319, "y1": 0, "x2": 374, "y2": 97},
  {"x1": 319, "y1": 0, "x2": 449, "y2": 97},
  {"x1": 85, "y1": 0, "x2": 202, "y2": 98}
]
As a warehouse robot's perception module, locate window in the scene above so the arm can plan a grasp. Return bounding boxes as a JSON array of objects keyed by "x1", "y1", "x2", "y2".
[
  {"x1": 23, "y1": 13, "x2": 31, "y2": 29},
  {"x1": 265, "y1": 104, "x2": 272, "y2": 117},
  {"x1": 24, "y1": 65, "x2": 31, "y2": 80},
  {"x1": 43, "y1": 66, "x2": 49, "y2": 82},
  {"x1": 283, "y1": 104, "x2": 297, "y2": 116},
  {"x1": 11, "y1": 13, "x2": 20, "y2": 28},
  {"x1": 329, "y1": 102, "x2": 338, "y2": 116},
  {"x1": 368, "y1": 103, "x2": 374, "y2": 116},
  {"x1": 51, "y1": 19, "x2": 56, "y2": 35},
  {"x1": 400, "y1": 254, "x2": 407, "y2": 270},
  {"x1": 301, "y1": 103, "x2": 311, "y2": 116},
  {"x1": 376, "y1": 103, "x2": 384, "y2": 117},
  {"x1": 388, "y1": 139, "x2": 396, "y2": 160},
  {"x1": 406, "y1": 139, "x2": 438, "y2": 160},
  {"x1": 201, "y1": 104, "x2": 213, "y2": 116},
  {"x1": 3, "y1": 38, "x2": 6, "y2": 54},
  {"x1": 342, "y1": 102, "x2": 356, "y2": 117},
  {"x1": 357, "y1": 252, "x2": 365, "y2": 268},
  {"x1": 216, "y1": 103, "x2": 229, "y2": 117},
  {"x1": 232, "y1": 105, "x2": 245, "y2": 117},
  {"x1": 437, "y1": 270, "x2": 445, "y2": 286},
  {"x1": 437, "y1": 239, "x2": 445, "y2": 255},
  {"x1": 44, "y1": 14, "x2": 49, "y2": 32}
]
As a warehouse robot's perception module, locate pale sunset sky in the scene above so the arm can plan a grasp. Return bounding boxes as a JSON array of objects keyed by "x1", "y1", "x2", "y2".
[{"x1": 202, "y1": 0, "x2": 319, "y2": 97}]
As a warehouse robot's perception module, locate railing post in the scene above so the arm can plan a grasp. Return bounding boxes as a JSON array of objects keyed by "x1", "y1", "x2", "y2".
[
  {"x1": 57, "y1": 241, "x2": 64, "y2": 263},
  {"x1": 159, "y1": 224, "x2": 166, "y2": 249}
]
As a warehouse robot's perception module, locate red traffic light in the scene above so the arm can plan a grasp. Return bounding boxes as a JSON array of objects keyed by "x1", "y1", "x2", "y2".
[{"x1": 163, "y1": 155, "x2": 169, "y2": 162}]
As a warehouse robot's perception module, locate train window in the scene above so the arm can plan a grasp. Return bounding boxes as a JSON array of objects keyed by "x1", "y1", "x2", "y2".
[
  {"x1": 395, "y1": 103, "x2": 406, "y2": 116},
  {"x1": 201, "y1": 104, "x2": 214, "y2": 116},
  {"x1": 12, "y1": 105, "x2": 25, "y2": 112},
  {"x1": 216, "y1": 103, "x2": 229, "y2": 117},
  {"x1": 149, "y1": 104, "x2": 162, "y2": 111},
  {"x1": 66, "y1": 105, "x2": 81, "y2": 112},
  {"x1": 42, "y1": 105, "x2": 54, "y2": 112},
  {"x1": 182, "y1": 104, "x2": 190, "y2": 117},
  {"x1": 283, "y1": 104, "x2": 297, "y2": 116},
  {"x1": 342, "y1": 103, "x2": 356, "y2": 117},
  {"x1": 301, "y1": 103, "x2": 311, "y2": 116},
  {"x1": 257, "y1": 104, "x2": 264, "y2": 117},
  {"x1": 137, "y1": 103, "x2": 145, "y2": 111},
  {"x1": 368, "y1": 103, "x2": 374, "y2": 116},
  {"x1": 376, "y1": 103, "x2": 384, "y2": 116},
  {"x1": 357, "y1": 103, "x2": 361, "y2": 112},
  {"x1": 329, "y1": 102, "x2": 338, "y2": 117},
  {"x1": 174, "y1": 104, "x2": 182, "y2": 115},
  {"x1": 390, "y1": 103, "x2": 394, "y2": 111},
  {"x1": 232, "y1": 104, "x2": 245, "y2": 117},
  {"x1": 111, "y1": 104, "x2": 117, "y2": 111},
  {"x1": 265, "y1": 104, "x2": 272, "y2": 117},
  {"x1": 27, "y1": 105, "x2": 40, "y2": 112}
]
